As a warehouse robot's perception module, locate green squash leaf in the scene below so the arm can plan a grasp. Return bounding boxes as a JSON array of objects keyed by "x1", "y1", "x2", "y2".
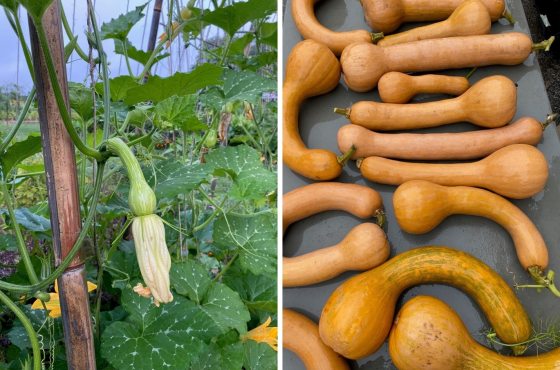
[
  {"x1": 243, "y1": 341, "x2": 276, "y2": 370},
  {"x1": 0, "y1": 134, "x2": 42, "y2": 175},
  {"x1": 148, "y1": 159, "x2": 207, "y2": 201},
  {"x1": 101, "y1": 3, "x2": 148, "y2": 41},
  {"x1": 153, "y1": 95, "x2": 205, "y2": 132},
  {"x1": 114, "y1": 39, "x2": 169, "y2": 66},
  {"x1": 95, "y1": 75, "x2": 139, "y2": 102},
  {"x1": 124, "y1": 64, "x2": 223, "y2": 105},
  {"x1": 202, "y1": 0, "x2": 276, "y2": 37},
  {"x1": 222, "y1": 69, "x2": 276, "y2": 104},
  {"x1": 213, "y1": 212, "x2": 276, "y2": 276},
  {"x1": 68, "y1": 82, "x2": 94, "y2": 122},
  {"x1": 205, "y1": 145, "x2": 276, "y2": 200}
]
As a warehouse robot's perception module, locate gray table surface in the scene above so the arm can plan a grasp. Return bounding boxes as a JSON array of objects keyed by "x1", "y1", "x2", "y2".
[{"x1": 282, "y1": 1, "x2": 560, "y2": 369}]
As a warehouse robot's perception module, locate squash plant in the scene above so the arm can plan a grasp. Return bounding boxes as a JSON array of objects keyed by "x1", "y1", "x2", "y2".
[{"x1": 0, "y1": 0, "x2": 277, "y2": 368}]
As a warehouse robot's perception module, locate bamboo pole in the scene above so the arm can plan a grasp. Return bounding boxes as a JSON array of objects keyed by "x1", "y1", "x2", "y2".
[{"x1": 28, "y1": 1, "x2": 96, "y2": 368}]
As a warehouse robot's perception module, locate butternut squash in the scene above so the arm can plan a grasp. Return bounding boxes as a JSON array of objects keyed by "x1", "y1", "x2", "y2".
[
  {"x1": 284, "y1": 309, "x2": 350, "y2": 370},
  {"x1": 358, "y1": 144, "x2": 549, "y2": 199},
  {"x1": 284, "y1": 40, "x2": 347, "y2": 180},
  {"x1": 378, "y1": 72, "x2": 470, "y2": 103},
  {"x1": 283, "y1": 182, "x2": 384, "y2": 233},
  {"x1": 393, "y1": 180, "x2": 559, "y2": 296},
  {"x1": 361, "y1": 0, "x2": 507, "y2": 33},
  {"x1": 337, "y1": 117, "x2": 548, "y2": 160},
  {"x1": 284, "y1": 223, "x2": 390, "y2": 287},
  {"x1": 340, "y1": 33, "x2": 554, "y2": 92},
  {"x1": 335, "y1": 75, "x2": 516, "y2": 130},
  {"x1": 376, "y1": 0, "x2": 492, "y2": 47},
  {"x1": 291, "y1": 0, "x2": 379, "y2": 56},
  {"x1": 318, "y1": 246, "x2": 532, "y2": 359},
  {"x1": 389, "y1": 296, "x2": 560, "y2": 369}
]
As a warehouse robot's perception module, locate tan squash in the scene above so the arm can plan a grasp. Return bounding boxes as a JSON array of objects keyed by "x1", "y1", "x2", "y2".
[
  {"x1": 283, "y1": 40, "x2": 345, "y2": 180},
  {"x1": 284, "y1": 309, "x2": 350, "y2": 370},
  {"x1": 318, "y1": 246, "x2": 532, "y2": 359},
  {"x1": 377, "y1": 72, "x2": 470, "y2": 103},
  {"x1": 291, "y1": 0, "x2": 377, "y2": 55},
  {"x1": 284, "y1": 223, "x2": 390, "y2": 287},
  {"x1": 335, "y1": 75, "x2": 516, "y2": 130},
  {"x1": 389, "y1": 296, "x2": 560, "y2": 369},
  {"x1": 377, "y1": 0, "x2": 491, "y2": 47},
  {"x1": 358, "y1": 144, "x2": 549, "y2": 199},
  {"x1": 361, "y1": 0, "x2": 507, "y2": 33},
  {"x1": 337, "y1": 117, "x2": 547, "y2": 160},
  {"x1": 340, "y1": 33, "x2": 553, "y2": 92},
  {"x1": 393, "y1": 180, "x2": 559, "y2": 295},
  {"x1": 283, "y1": 182, "x2": 384, "y2": 233}
]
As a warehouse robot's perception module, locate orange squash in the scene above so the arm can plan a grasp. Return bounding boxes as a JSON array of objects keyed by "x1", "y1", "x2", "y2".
[
  {"x1": 337, "y1": 117, "x2": 546, "y2": 160},
  {"x1": 319, "y1": 246, "x2": 532, "y2": 359},
  {"x1": 284, "y1": 223, "x2": 390, "y2": 287},
  {"x1": 358, "y1": 144, "x2": 549, "y2": 199},
  {"x1": 335, "y1": 75, "x2": 516, "y2": 130},
  {"x1": 378, "y1": 72, "x2": 470, "y2": 103},
  {"x1": 284, "y1": 309, "x2": 350, "y2": 370},
  {"x1": 390, "y1": 296, "x2": 560, "y2": 369},
  {"x1": 283, "y1": 40, "x2": 345, "y2": 180}
]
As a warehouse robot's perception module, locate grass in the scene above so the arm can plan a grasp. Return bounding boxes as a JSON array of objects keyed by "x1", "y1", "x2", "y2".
[{"x1": 0, "y1": 121, "x2": 40, "y2": 141}]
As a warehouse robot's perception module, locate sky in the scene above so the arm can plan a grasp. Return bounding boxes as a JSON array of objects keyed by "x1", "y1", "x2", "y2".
[{"x1": 0, "y1": 0, "x2": 213, "y2": 93}]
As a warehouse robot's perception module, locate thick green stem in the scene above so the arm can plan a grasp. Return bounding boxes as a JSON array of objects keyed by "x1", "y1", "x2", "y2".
[
  {"x1": 106, "y1": 138, "x2": 146, "y2": 186},
  {"x1": 213, "y1": 252, "x2": 238, "y2": 281},
  {"x1": 0, "y1": 291, "x2": 41, "y2": 370},
  {"x1": 60, "y1": 6, "x2": 89, "y2": 62},
  {"x1": 541, "y1": 113, "x2": 559, "y2": 130},
  {"x1": 371, "y1": 32, "x2": 384, "y2": 43},
  {"x1": 33, "y1": 20, "x2": 103, "y2": 160},
  {"x1": 533, "y1": 36, "x2": 555, "y2": 52},
  {"x1": 86, "y1": 0, "x2": 111, "y2": 141},
  {"x1": 0, "y1": 181, "x2": 40, "y2": 284},
  {"x1": 0, "y1": 88, "x2": 35, "y2": 153},
  {"x1": 527, "y1": 266, "x2": 560, "y2": 298},
  {"x1": 12, "y1": 10, "x2": 36, "y2": 82},
  {"x1": 0, "y1": 162, "x2": 105, "y2": 293},
  {"x1": 333, "y1": 107, "x2": 350, "y2": 118},
  {"x1": 337, "y1": 145, "x2": 356, "y2": 165}
]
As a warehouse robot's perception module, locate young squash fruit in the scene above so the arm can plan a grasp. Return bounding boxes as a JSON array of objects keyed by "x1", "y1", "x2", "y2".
[
  {"x1": 284, "y1": 309, "x2": 349, "y2": 370},
  {"x1": 106, "y1": 138, "x2": 172, "y2": 306},
  {"x1": 284, "y1": 223, "x2": 390, "y2": 287},
  {"x1": 283, "y1": 40, "x2": 352, "y2": 180},
  {"x1": 335, "y1": 75, "x2": 517, "y2": 130},
  {"x1": 358, "y1": 144, "x2": 549, "y2": 199},
  {"x1": 283, "y1": 182, "x2": 384, "y2": 233},
  {"x1": 377, "y1": 72, "x2": 470, "y2": 104},
  {"x1": 338, "y1": 117, "x2": 547, "y2": 160},
  {"x1": 318, "y1": 246, "x2": 532, "y2": 359},
  {"x1": 393, "y1": 180, "x2": 559, "y2": 297},
  {"x1": 340, "y1": 33, "x2": 553, "y2": 92},
  {"x1": 389, "y1": 296, "x2": 560, "y2": 369}
]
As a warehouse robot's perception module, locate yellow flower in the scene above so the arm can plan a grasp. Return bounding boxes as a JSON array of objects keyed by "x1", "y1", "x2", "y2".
[
  {"x1": 31, "y1": 281, "x2": 97, "y2": 318},
  {"x1": 241, "y1": 317, "x2": 278, "y2": 351}
]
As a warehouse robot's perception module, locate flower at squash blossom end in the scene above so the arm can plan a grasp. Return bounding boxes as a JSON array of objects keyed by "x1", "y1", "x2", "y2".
[
  {"x1": 132, "y1": 214, "x2": 173, "y2": 306},
  {"x1": 31, "y1": 281, "x2": 97, "y2": 318},
  {"x1": 241, "y1": 317, "x2": 278, "y2": 351},
  {"x1": 158, "y1": 21, "x2": 180, "y2": 48}
]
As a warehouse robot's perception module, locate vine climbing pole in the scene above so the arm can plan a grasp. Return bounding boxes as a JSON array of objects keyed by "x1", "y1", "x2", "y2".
[{"x1": 28, "y1": 1, "x2": 96, "y2": 368}]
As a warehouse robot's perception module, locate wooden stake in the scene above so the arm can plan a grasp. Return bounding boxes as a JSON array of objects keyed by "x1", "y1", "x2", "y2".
[{"x1": 28, "y1": 1, "x2": 96, "y2": 368}]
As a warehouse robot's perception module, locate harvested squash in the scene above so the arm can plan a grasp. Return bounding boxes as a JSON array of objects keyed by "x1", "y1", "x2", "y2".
[
  {"x1": 319, "y1": 246, "x2": 532, "y2": 359},
  {"x1": 283, "y1": 40, "x2": 350, "y2": 180},
  {"x1": 358, "y1": 144, "x2": 548, "y2": 199},
  {"x1": 284, "y1": 309, "x2": 350, "y2": 370},
  {"x1": 389, "y1": 295, "x2": 560, "y2": 369},
  {"x1": 337, "y1": 116, "x2": 549, "y2": 160},
  {"x1": 283, "y1": 182, "x2": 384, "y2": 233},
  {"x1": 376, "y1": 0, "x2": 492, "y2": 47},
  {"x1": 393, "y1": 180, "x2": 559, "y2": 296},
  {"x1": 334, "y1": 75, "x2": 516, "y2": 130},
  {"x1": 284, "y1": 223, "x2": 390, "y2": 287},
  {"x1": 361, "y1": 0, "x2": 509, "y2": 33},
  {"x1": 340, "y1": 33, "x2": 554, "y2": 92},
  {"x1": 377, "y1": 72, "x2": 470, "y2": 103}
]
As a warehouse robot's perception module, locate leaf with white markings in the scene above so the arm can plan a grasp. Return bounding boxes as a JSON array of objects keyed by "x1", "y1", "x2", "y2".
[
  {"x1": 243, "y1": 341, "x2": 276, "y2": 370},
  {"x1": 222, "y1": 69, "x2": 275, "y2": 104},
  {"x1": 205, "y1": 145, "x2": 275, "y2": 200},
  {"x1": 147, "y1": 159, "x2": 208, "y2": 201},
  {"x1": 170, "y1": 260, "x2": 212, "y2": 304},
  {"x1": 213, "y1": 213, "x2": 276, "y2": 276}
]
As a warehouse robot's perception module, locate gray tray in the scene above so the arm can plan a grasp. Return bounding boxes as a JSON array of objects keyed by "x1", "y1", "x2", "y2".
[{"x1": 282, "y1": 1, "x2": 560, "y2": 369}]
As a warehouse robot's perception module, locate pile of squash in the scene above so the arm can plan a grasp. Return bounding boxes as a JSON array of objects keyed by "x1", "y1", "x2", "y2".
[{"x1": 282, "y1": 0, "x2": 559, "y2": 368}]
